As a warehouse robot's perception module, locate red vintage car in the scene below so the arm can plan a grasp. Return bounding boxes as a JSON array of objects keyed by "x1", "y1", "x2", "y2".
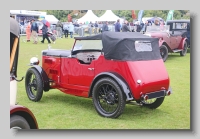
[
  {"x1": 25, "y1": 32, "x2": 172, "y2": 118},
  {"x1": 145, "y1": 23, "x2": 188, "y2": 62},
  {"x1": 10, "y1": 17, "x2": 38, "y2": 129}
]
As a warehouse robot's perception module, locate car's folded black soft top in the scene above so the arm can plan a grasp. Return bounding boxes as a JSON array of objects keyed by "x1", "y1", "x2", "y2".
[
  {"x1": 74, "y1": 32, "x2": 161, "y2": 61},
  {"x1": 10, "y1": 17, "x2": 20, "y2": 37}
]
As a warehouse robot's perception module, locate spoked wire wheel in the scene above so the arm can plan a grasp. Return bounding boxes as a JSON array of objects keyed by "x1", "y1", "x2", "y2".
[
  {"x1": 25, "y1": 67, "x2": 43, "y2": 102},
  {"x1": 92, "y1": 77, "x2": 126, "y2": 118},
  {"x1": 98, "y1": 84, "x2": 119, "y2": 113},
  {"x1": 160, "y1": 45, "x2": 168, "y2": 62}
]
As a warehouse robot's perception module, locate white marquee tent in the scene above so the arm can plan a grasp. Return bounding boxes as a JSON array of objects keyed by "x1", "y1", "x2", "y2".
[
  {"x1": 98, "y1": 10, "x2": 124, "y2": 22},
  {"x1": 45, "y1": 15, "x2": 59, "y2": 24},
  {"x1": 77, "y1": 10, "x2": 99, "y2": 24}
]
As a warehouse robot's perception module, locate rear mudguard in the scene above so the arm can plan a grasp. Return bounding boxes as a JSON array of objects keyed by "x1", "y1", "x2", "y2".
[
  {"x1": 178, "y1": 37, "x2": 187, "y2": 49},
  {"x1": 30, "y1": 65, "x2": 50, "y2": 92},
  {"x1": 89, "y1": 72, "x2": 134, "y2": 101}
]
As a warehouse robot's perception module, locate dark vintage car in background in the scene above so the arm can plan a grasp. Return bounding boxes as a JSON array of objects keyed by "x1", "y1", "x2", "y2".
[
  {"x1": 145, "y1": 20, "x2": 189, "y2": 62},
  {"x1": 166, "y1": 19, "x2": 190, "y2": 48},
  {"x1": 10, "y1": 17, "x2": 38, "y2": 129},
  {"x1": 25, "y1": 32, "x2": 172, "y2": 118}
]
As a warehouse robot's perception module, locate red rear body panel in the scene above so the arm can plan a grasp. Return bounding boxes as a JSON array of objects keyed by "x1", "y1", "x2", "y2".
[{"x1": 42, "y1": 54, "x2": 169, "y2": 100}]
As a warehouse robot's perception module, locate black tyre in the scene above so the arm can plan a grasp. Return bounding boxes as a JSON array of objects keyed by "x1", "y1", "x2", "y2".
[
  {"x1": 141, "y1": 97, "x2": 165, "y2": 109},
  {"x1": 180, "y1": 41, "x2": 188, "y2": 56},
  {"x1": 25, "y1": 67, "x2": 43, "y2": 102},
  {"x1": 92, "y1": 77, "x2": 126, "y2": 118},
  {"x1": 10, "y1": 115, "x2": 30, "y2": 129},
  {"x1": 160, "y1": 45, "x2": 168, "y2": 62}
]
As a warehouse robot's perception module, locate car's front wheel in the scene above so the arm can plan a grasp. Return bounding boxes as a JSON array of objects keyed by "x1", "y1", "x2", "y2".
[
  {"x1": 180, "y1": 41, "x2": 188, "y2": 56},
  {"x1": 160, "y1": 45, "x2": 168, "y2": 62},
  {"x1": 92, "y1": 77, "x2": 126, "y2": 118},
  {"x1": 25, "y1": 67, "x2": 43, "y2": 102},
  {"x1": 10, "y1": 115, "x2": 30, "y2": 129}
]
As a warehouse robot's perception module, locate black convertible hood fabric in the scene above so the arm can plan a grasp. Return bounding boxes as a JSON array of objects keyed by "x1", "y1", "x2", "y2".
[
  {"x1": 74, "y1": 32, "x2": 161, "y2": 61},
  {"x1": 10, "y1": 17, "x2": 20, "y2": 37}
]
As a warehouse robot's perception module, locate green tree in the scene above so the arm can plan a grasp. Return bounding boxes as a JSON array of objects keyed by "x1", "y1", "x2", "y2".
[{"x1": 38, "y1": 10, "x2": 190, "y2": 23}]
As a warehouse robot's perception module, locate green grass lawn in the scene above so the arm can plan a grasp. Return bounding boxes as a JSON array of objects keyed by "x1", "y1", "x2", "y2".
[{"x1": 16, "y1": 35, "x2": 190, "y2": 129}]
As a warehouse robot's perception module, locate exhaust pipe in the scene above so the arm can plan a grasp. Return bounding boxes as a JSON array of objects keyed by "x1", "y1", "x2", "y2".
[
  {"x1": 141, "y1": 94, "x2": 149, "y2": 101},
  {"x1": 166, "y1": 86, "x2": 172, "y2": 96}
]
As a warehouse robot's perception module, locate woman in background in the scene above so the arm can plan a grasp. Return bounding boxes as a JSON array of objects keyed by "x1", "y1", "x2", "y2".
[{"x1": 26, "y1": 21, "x2": 31, "y2": 42}]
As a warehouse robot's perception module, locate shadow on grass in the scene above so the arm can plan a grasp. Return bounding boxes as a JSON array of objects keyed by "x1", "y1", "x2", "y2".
[
  {"x1": 165, "y1": 52, "x2": 190, "y2": 62},
  {"x1": 36, "y1": 92, "x2": 95, "y2": 112},
  {"x1": 121, "y1": 104, "x2": 168, "y2": 120},
  {"x1": 35, "y1": 91, "x2": 167, "y2": 120},
  {"x1": 167, "y1": 48, "x2": 190, "y2": 58},
  {"x1": 165, "y1": 54, "x2": 182, "y2": 62}
]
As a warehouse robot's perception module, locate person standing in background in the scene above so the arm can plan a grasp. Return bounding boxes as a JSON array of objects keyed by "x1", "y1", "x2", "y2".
[
  {"x1": 25, "y1": 21, "x2": 31, "y2": 42},
  {"x1": 115, "y1": 19, "x2": 121, "y2": 32},
  {"x1": 56, "y1": 21, "x2": 63, "y2": 38},
  {"x1": 94, "y1": 21, "x2": 98, "y2": 34},
  {"x1": 98, "y1": 22, "x2": 103, "y2": 33},
  {"x1": 102, "y1": 21, "x2": 109, "y2": 32},
  {"x1": 122, "y1": 20, "x2": 131, "y2": 32},
  {"x1": 63, "y1": 22, "x2": 69, "y2": 38},
  {"x1": 143, "y1": 20, "x2": 149, "y2": 33},
  {"x1": 136, "y1": 21, "x2": 142, "y2": 32},
  {"x1": 68, "y1": 22, "x2": 74, "y2": 38},
  {"x1": 30, "y1": 18, "x2": 38, "y2": 44}
]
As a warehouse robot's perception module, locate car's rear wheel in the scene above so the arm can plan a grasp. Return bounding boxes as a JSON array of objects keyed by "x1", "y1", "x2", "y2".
[
  {"x1": 160, "y1": 45, "x2": 168, "y2": 62},
  {"x1": 180, "y1": 41, "x2": 188, "y2": 56},
  {"x1": 141, "y1": 97, "x2": 165, "y2": 109},
  {"x1": 92, "y1": 77, "x2": 126, "y2": 118},
  {"x1": 25, "y1": 67, "x2": 43, "y2": 102},
  {"x1": 10, "y1": 115, "x2": 30, "y2": 129}
]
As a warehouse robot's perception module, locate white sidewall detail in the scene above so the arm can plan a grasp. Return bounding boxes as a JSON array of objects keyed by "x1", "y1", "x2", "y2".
[{"x1": 10, "y1": 80, "x2": 17, "y2": 105}]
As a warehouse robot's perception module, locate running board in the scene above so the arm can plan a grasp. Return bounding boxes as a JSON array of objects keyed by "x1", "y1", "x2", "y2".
[{"x1": 173, "y1": 49, "x2": 182, "y2": 53}]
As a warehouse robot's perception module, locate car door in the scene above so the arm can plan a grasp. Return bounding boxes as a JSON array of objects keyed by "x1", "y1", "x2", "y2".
[
  {"x1": 169, "y1": 22, "x2": 178, "y2": 49},
  {"x1": 63, "y1": 39, "x2": 102, "y2": 87},
  {"x1": 169, "y1": 35, "x2": 177, "y2": 49},
  {"x1": 67, "y1": 57, "x2": 95, "y2": 87}
]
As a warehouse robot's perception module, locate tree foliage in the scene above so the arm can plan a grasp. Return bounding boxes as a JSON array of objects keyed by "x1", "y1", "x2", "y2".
[{"x1": 40, "y1": 10, "x2": 190, "y2": 22}]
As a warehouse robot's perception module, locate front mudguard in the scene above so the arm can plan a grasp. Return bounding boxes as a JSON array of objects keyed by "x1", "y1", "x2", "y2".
[
  {"x1": 28, "y1": 65, "x2": 50, "y2": 92},
  {"x1": 89, "y1": 72, "x2": 134, "y2": 101},
  {"x1": 158, "y1": 39, "x2": 165, "y2": 47},
  {"x1": 159, "y1": 39, "x2": 174, "y2": 53}
]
